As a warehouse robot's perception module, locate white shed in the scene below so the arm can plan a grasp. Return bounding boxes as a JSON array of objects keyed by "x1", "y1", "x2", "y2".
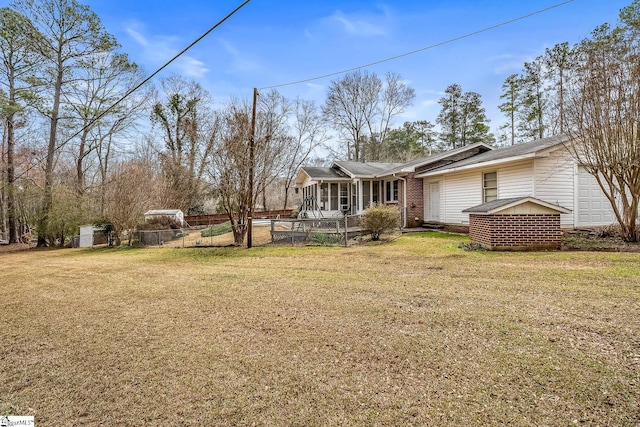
[{"x1": 79, "y1": 225, "x2": 94, "y2": 248}]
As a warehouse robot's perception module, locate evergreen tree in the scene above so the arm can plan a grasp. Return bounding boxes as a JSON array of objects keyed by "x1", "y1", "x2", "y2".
[{"x1": 437, "y1": 84, "x2": 493, "y2": 149}]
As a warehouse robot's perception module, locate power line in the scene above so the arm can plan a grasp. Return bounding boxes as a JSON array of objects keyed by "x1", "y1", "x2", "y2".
[
  {"x1": 4, "y1": 0, "x2": 250, "y2": 189},
  {"x1": 260, "y1": 0, "x2": 573, "y2": 90}
]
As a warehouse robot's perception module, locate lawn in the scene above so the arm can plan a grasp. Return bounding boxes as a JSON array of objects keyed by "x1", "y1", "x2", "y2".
[{"x1": 1, "y1": 232, "x2": 638, "y2": 426}]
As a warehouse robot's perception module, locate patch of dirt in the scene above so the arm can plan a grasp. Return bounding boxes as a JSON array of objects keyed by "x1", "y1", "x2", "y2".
[
  {"x1": 562, "y1": 229, "x2": 640, "y2": 252},
  {"x1": 0, "y1": 243, "x2": 32, "y2": 254}
]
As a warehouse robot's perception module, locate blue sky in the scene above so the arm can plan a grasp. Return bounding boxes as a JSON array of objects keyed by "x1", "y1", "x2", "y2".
[{"x1": 89, "y1": 0, "x2": 632, "y2": 138}]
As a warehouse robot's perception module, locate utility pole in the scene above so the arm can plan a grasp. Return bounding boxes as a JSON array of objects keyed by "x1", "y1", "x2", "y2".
[{"x1": 247, "y1": 87, "x2": 258, "y2": 248}]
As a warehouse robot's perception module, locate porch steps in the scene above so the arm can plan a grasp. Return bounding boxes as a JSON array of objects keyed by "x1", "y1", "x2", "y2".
[{"x1": 422, "y1": 222, "x2": 444, "y2": 229}]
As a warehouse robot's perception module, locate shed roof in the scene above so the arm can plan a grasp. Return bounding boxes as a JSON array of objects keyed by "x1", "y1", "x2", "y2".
[
  {"x1": 462, "y1": 197, "x2": 571, "y2": 214},
  {"x1": 144, "y1": 209, "x2": 183, "y2": 216}
]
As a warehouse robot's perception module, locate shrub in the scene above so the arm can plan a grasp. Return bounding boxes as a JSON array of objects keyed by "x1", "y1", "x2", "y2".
[
  {"x1": 201, "y1": 221, "x2": 233, "y2": 237},
  {"x1": 137, "y1": 217, "x2": 182, "y2": 231},
  {"x1": 360, "y1": 203, "x2": 400, "y2": 241},
  {"x1": 310, "y1": 232, "x2": 340, "y2": 246},
  {"x1": 595, "y1": 224, "x2": 621, "y2": 238}
]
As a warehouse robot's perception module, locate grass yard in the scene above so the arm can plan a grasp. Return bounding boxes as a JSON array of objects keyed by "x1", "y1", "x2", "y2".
[{"x1": 1, "y1": 232, "x2": 639, "y2": 426}]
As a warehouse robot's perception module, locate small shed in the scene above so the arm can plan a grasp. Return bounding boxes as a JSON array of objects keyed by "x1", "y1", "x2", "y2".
[
  {"x1": 463, "y1": 197, "x2": 571, "y2": 251},
  {"x1": 79, "y1": 225, "x2": 94, "y2": 248},
  {"x1": 144, "y1": 209, "x2": 185, "y2": 226}
]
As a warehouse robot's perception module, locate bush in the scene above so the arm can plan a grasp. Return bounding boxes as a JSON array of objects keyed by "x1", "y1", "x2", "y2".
[
  {"x1": 201, "y1": 221, "x2": 233, "y2": 237},
  {"x1": 137, "y1": 217, "x2": 182, "y2": 231},
  {"x1": 360, "y1": 203, "x2": 400, "y2": 241},
  {"x1": 310, "y1": 232, "x2": 340, "y2": 246}
]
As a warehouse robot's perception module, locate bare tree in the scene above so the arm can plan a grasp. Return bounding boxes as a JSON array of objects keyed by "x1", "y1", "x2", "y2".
[
  {"x1": 104, "y1": 159, "x2": 158, "y2": 246},
  {"x1": 323, "y1": 70, "x2": 414, "y2": 161},
  {"x1": 281, "y1": 98, "x2": 327, "y2": 209},
  {"x1": 63, "y1": 52, "x2": 145, "y2": 197},
  {"x1": 253, "y1": 89, "x2": 291, "y2": 211},
  {"x1": 210, "y1": 98, "x2": 252, "y2": 245},
  {"x1": 566, "y1": 21, "x2": 640, "y2": 241},
  {"x1": 209, "y1": 91, "x2": 295, "y2": 245},
  {"x1": 150, "y1": 75, "x2": 217, "y2": 214}
]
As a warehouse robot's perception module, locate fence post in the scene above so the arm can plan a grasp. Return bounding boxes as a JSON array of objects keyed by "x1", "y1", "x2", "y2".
[{"x1": 344, "y1": 213, "x2": 348, "y2": 247}]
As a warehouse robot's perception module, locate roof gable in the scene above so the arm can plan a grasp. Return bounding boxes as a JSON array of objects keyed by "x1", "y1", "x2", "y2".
[{"x1": 462, "y1": 197, "x2": 571, "y2": 214}]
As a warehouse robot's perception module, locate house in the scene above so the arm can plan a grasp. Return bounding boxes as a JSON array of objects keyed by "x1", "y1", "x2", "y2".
[
  {"x1": 144, "y1": 209, "x2": 185, "y2": 226},
  {"x1": 296, "y1": 135, "x2": 620, "y2": 230},
  {"x1": 295, "y1": 143, "x2": 493, "y2": 227},
  {"x1": 414, "y1": 135, "x2": 615, "y2": 229}
]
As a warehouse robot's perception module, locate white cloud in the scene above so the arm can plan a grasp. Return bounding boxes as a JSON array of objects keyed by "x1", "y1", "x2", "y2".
[
  {"x1": 421, "y1": 99, "x2": 437, "y2": 108},
  {"x1": 124, "y1": 21, "x2": 210, "y2": 77},
  {"x1": 125, "y1": 26, "x2": 148, "y2": 47},
  {"x1": 324, "y1": 10, "x2": 389, "y2": 37},
  {"x1": 489, "y1": 53, "x2": 536, "y2": 75},
  {"x1": 179, "y1": 57, "x2": 209, "y2": 78},
  {"x1": 218, "y1": 39, "x2": 259, "y2": 72}
]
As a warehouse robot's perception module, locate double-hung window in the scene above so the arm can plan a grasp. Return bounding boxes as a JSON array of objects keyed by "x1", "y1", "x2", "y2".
[
  {"x1": 385, "y1": 180, "x2": 398, "y2": 202},
  {"x1": 483, "y1": 172, "x2": 497, "y2": 203}
]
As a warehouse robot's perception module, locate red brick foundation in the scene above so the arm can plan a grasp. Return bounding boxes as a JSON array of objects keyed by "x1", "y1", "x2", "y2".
[{"x1": 469, "y1": 213, "x2": 562, "y2": 251}]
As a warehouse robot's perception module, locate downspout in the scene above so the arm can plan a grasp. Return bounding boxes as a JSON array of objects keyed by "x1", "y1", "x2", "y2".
[{"x1": 394, "y1": 174, "x2": 408, "y2": 228}]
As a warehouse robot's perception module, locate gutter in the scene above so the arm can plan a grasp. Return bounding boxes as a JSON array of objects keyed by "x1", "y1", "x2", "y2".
[{"x1": 415, "y1": 154, "x2": 536, "y2": 178}]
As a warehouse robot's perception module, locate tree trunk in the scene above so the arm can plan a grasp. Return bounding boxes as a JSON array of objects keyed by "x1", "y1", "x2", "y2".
[
  {"x1": 38, "y1": 60, "x2": 64, "y2": 247},
  {"x1": 6, "y1": 112, "x2": 18, "y2": 243}
]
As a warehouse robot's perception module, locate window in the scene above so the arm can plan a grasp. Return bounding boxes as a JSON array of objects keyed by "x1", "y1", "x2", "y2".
[
  {"x1": 483, "y1": 172, "x2": 497, "y2": 203},
  {"x1": 385, "y1": 180, "x2": 398, "y2": 202},
  {"x1": 362, "y1": 181, "x2": 371, "y2": 208},
  {"x1": 320, "y1": 183, "x2": 328, "y2": 210},
  {"x1": 372, "y1": 181, "x2": 380, "y2": 203},
  {"x1": 330, "y1": 183, "x2": 338, "y2": 210}
]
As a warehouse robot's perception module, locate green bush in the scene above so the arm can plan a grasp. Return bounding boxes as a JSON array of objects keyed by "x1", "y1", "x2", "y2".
[
  {"x1": 310, "y1": 232, "x2": 340, "y2": 246},
  {"x1": 137, "y1": 217, "x2": 182, "y2": 231},
  {"x1": 360, "y1": 203, "x2": 400, "y2": 241},
  {"x1": 201, "y1": 221, "x2": 233, "y2": 237}
]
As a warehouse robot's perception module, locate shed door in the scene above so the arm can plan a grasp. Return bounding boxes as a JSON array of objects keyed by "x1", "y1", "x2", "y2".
[
  {"x1": 576, "y1": 166, "x2": 615, "y2": 226},
  {"x1": 429, "y1": 183, "x2": 440, "y2": 221}
]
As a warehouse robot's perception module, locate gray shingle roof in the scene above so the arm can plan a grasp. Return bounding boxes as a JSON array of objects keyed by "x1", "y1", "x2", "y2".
[
  {"x1": 299, "y1": 167, "x2": 345, "y2": 180},
  {"x1": 420, "y1": 135, "x2": 571, "y2": 175},
  {"x1": 462, "y1": 196, "x2": 571, "y2": 214},
  {"x1": 462, "y1": 197, "x2": 531, "y2": 213},
  {"x1": 380, "y1": 142, "x2": 494, "y2": 175},
  {"x1": 332, "y1": 161, "x2": 404, "y2": 178}
]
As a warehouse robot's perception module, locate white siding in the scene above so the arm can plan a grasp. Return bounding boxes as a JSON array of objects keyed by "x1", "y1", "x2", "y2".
[
  {"x1": 496, "y1": 160, "x2": 534, "y2": 199},
  {"x1": 442, "y1": 170, "x2": 481, "y2": 224},
  {"x1": 534, "y1": 148, "x2": 576, "y2": 227},
  {"x1": 437, "y1": 162, "x2": 532, "y2": 225}
]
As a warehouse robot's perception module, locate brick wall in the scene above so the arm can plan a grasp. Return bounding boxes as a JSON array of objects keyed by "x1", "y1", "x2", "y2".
[
  {"x1": 469, "y1": 213, "x2": 562, "y2": 251},
  {"x1": 399, "y1": 173, "x2": 424, "y2": 227}
]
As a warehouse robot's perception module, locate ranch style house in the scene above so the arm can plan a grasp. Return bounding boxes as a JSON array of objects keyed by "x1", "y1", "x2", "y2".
[{"x1": 295, "y1": 135, "x2": 617, "y2": 230}]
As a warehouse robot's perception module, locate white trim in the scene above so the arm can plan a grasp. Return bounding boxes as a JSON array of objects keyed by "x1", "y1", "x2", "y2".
[{"x1": 416, "y1": 154, "x2": 536, "y2": 178}]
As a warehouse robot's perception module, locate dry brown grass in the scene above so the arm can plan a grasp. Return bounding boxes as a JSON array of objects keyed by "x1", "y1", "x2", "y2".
[{"x1": 1, "y1": 232, "x2": 639, "y2": 426}]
